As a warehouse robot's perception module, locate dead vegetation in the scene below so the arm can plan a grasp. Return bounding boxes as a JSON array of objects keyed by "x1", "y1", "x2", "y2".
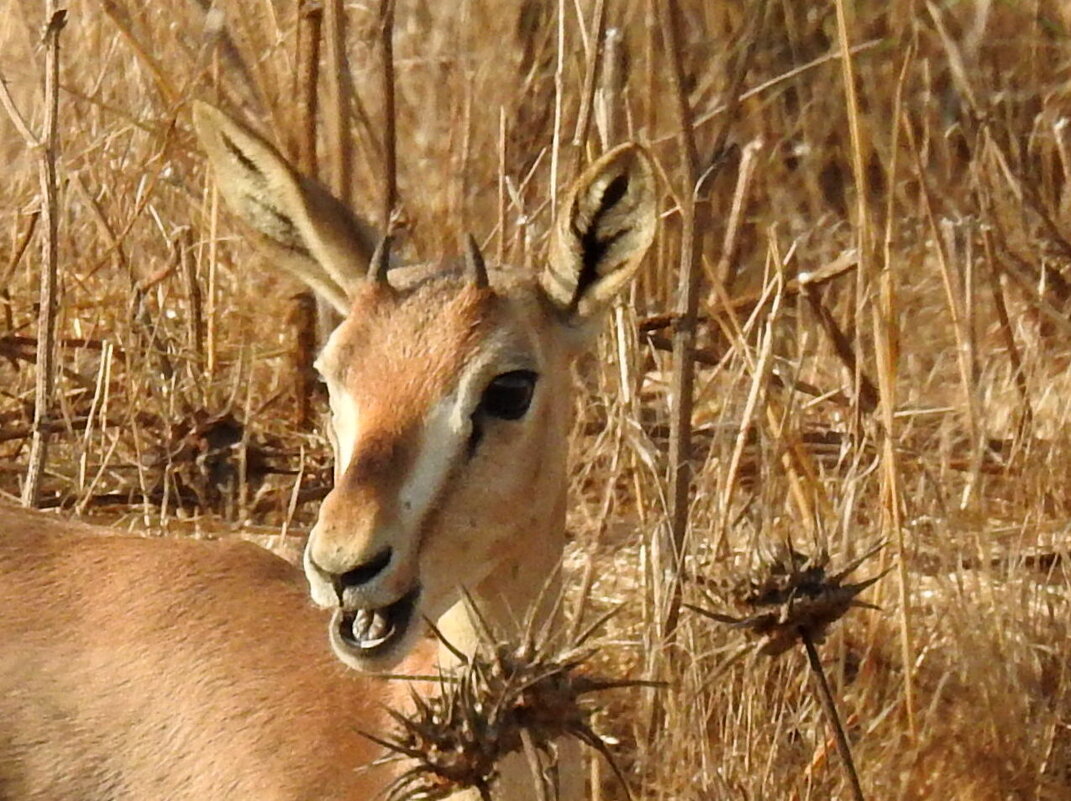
[{"x1": 3, "y1": 0, "x2": 1071, "y2": 797}]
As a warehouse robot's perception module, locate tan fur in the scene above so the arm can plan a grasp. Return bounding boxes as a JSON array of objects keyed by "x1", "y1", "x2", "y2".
[
  {"x1": 0, "y1": 103, "x2": 656, "y2": 800},
  {"x1": 0, "y1": 505, "x2": 434, "y2": 800}
]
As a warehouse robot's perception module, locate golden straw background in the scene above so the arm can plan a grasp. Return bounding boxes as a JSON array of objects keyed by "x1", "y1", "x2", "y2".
[{"x1": 3, "y1": 1, "x2": 1071, "y2": 797}]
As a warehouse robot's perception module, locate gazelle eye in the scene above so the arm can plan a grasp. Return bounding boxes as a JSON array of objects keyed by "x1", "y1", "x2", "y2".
[{"x1": 479, "y1": 370, "x2": 538, "y2": 420}]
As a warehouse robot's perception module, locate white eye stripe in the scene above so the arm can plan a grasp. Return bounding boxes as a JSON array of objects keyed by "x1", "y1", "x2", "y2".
[
  {"x1": 395, "y1": 351, "x2": 514, "y2": 528},
  {"x1": 323, "y1": 345, "x2": 537, "y2": 522},
  {"x1": 396, "y1": 393, "x2": 469, "y2": 527},
  {"x1": 327, "y1": 384, "x2": 360, "y2": 476}
]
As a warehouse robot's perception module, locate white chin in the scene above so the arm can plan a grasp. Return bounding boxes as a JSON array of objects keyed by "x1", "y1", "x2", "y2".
[{"x1": 302, "y1": 550, "x2": 339, "y2": 609}]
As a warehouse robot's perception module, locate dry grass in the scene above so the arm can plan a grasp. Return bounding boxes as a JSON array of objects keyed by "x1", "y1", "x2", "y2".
[{"x1": 3, "y1": 0, "x2": 1071, "y2": 797}]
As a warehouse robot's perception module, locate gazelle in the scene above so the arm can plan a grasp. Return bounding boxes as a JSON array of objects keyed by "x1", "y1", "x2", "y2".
[{"x1": 0, "y1": 102, "x2": 656, "y2": 799}]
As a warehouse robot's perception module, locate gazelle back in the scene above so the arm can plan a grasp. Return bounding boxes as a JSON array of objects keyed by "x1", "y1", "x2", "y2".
[
  {"x1": 0, "y1": 508, "x2": 404, "y2": 800},
  {"x1": 0, "y1": 103, "x2": 656, "y2": 799}
]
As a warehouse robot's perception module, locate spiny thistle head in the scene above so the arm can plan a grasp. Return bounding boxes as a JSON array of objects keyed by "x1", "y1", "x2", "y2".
[
  {"x1": 687, "y1": 542, "x2": 887, "y2": 657},
  {"x1": 366, "y1": 599, "x2": 652, "y2": 800}
]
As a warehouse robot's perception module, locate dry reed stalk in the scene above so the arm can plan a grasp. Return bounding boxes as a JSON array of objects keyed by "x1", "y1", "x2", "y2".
[
  {"x1": 571, "y1": 0, "x2": 606, "y2": 157},
  {"x1": 872, "y1": 46, "x2": 916, "y2": 748},
  {"x1": 452, "y1": 1, "x2": 475, "y2": 240},
  {"x1": 289, "y1": 291, "x2": 318, "y2": 432},
  {"x1": 549, "y1": 0, "x2": 566, "y2": 221},
  {"x1": 73, "y1": 341, "x2": 115, "y2": 517},
  {"x1": 204, "y1": 169, "x2": 220, "y2": 380},
  {"x1": 712, "y1": 138, "x2": 761, "y2": 293},
  {"x1": 496, "y1": 108, "x2": 507, "y2": 264},
  {"x1": 801, "y1": 284, "x2": 879, "y2": 413},
  {"x1": 594, "y1": 24, "x2": 622, "y2": 151},
  {"x1": 293, "y1": 0, "x2": 323, "y2": 430},
  {"x1": 642, "y1": 0, "x2": 656, "y2": 142},
  {"x1": 656, "y1": 0, "x2": 768, "y2": 666},
  {"x1": 94, "y1": 0, "x2": 178, "y2": 107},
  {"x1": 315, "y1": 0, "x2": 348, "y2": 349},
  {"x1": 653, "y1": 0, "x2": 701, "y2": 664},
  {"x1": 635, "y1": 0, "x2": 660, "y2": 337},
  {"x1": 833, "y1": 0, "x2": 917, "y2": 736},
  {"x1": 19, "y1": 4, "x2": 65, "y2": 508},
  {"x1": 176, "y1": 228, "x2": 204, "y2": 375},
  {"x1": 639, "y1": 0, "x2": 693, "y2": 743},
  {"x1": 378, "y1": 0, "x2": 397, "y2": 232},
  {"x1": 323, "y1": 0, "x2": 352, "y2": 205},
  {"x1": 237, "y1": 361, "x2": 256, "y2": 521},
  {"x1": 980, "y1": 223, "x2": 1032, "y2": 436},
  {"x1": 76, "y1": 338, "x2": 110, "y2": 494},
  {"x1": 295, "y1": 0, "x2": 322, "y2": 175},
  {"x1": 0, "y1": 211, "x2": 39, "y2": 334}
]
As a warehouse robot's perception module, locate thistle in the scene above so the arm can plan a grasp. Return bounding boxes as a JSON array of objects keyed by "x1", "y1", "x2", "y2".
[
  {"x1": 687, "y1": 542, "x2": 887, "y2": 801},
  {"x1": 686, "y1": 542, "x2": 886, "y2": 657},
  {"x1": 366, "y1": 598, "x2": 656, "y2": 801}
]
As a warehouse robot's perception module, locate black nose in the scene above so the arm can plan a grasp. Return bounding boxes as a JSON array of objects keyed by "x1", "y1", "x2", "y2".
[{"x1": 328, "y1": 547, "x2": 393, "y2": 602}]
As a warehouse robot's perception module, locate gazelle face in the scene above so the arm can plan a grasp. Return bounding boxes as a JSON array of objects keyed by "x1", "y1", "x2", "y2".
[
  {"x1": 192, "y1": 101, "x2": 656, "y2": 671},
  {"x1": 307, "y1": 273, "x2": 575, "y2": 668}
]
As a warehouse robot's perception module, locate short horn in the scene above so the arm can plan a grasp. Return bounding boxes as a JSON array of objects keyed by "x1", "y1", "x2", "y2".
[
  {"x1": 368, "y1": 235, "x2": 392, "y2": 284},
  {"x1": 463, "y1": 233, "x2": 489, "y2": 289}
]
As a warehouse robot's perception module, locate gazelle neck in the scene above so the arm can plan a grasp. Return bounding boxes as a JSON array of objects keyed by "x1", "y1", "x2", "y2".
[{"x1": 432, "y1": 483, "x2": 568, "y2": 670}]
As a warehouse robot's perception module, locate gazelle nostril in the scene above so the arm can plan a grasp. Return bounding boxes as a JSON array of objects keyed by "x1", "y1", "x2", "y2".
[{"x1": 337, "y1": 547, "x2": 393, "y2": 590}]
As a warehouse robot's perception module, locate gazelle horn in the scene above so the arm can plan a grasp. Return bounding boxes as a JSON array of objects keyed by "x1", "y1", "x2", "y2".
[
  {"x1": 463, "y1": 233, "x2": 489, "y2": 289},
  {"x1": 368, "y1": 235, "x2": 392, "y2": 284}
]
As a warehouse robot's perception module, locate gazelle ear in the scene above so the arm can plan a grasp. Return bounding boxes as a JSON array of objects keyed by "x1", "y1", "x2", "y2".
[
  {"x1": 541, "y1": 144, "x2": 657, "y2": 325},
  {"x1": 191, "y1": 101, "x2": 377, "y2": 315}
]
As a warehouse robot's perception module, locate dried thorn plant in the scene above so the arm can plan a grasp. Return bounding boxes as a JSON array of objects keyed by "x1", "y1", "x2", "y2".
[
  {"x1": 686, "y1": 542, "x2": 887, "y2": 657},
  {"x1": 365, "y1": 596, "x2": 658, "y2": 801},
  {"x1": 686, "y1": 543, "x2": 887, "y2": 801}
]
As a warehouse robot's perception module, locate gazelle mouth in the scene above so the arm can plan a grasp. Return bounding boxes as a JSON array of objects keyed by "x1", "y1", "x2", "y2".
[{"x1": 334, "y1": 587, "x2": 420, "y2": 657}]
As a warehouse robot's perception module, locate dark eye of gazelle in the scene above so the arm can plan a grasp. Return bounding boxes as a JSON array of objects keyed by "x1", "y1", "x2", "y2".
[{"x1": 480, "y1": 370, "x2": 538, "y2": 421}]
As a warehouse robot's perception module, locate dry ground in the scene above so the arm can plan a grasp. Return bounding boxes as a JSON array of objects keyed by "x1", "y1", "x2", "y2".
[{"x1": 3, "y1": 0, "x2": 1071, "y2": 798}]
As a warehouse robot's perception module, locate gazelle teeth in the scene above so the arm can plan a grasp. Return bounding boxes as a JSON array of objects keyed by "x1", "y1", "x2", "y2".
[{"x1": 352, "y1": 608, "x2": 390, "y2": 647}]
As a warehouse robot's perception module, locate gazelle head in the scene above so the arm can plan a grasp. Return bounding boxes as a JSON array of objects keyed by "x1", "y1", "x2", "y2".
[{"x1": 193, "y1": 102, "x2": 656, "y2": 671}]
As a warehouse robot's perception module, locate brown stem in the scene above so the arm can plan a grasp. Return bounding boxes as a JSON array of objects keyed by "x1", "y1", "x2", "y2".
[
  {"x1": 379, "y1": 0, "x2": 397, "y2": 231},
  {"x1": 658, "y1": 0, "x2": 769, "y2": 669},
  {"x1": 293, "y1": 0, "x2": 325, "y2": 430},
  {"x1": 296, "y1": 0, "x2": 323, "y2": 176},
  {"x1": 802, "y1": 630, "x2": 865, "y2": 801},
  {"x1": 323, "y1": 0, "x2": 353, "y2": 205}
]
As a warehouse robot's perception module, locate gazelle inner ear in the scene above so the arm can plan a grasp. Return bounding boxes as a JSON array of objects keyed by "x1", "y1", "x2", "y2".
[
  {"x1": 192, "y1": 101, "x2": 377, "y2": 315},
  {"x1": 541, "y1": 144, "x2": 657, "y2": 325}
]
